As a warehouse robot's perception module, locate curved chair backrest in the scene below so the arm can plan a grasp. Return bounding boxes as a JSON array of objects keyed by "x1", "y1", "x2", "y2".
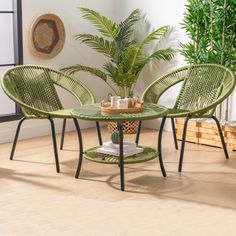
[
  {"x1": 1, "y1": 65, "x2": 95, "y2": 118},
  {"x1": 142, "y1": 64, "x2": 235, "y2": 116}
]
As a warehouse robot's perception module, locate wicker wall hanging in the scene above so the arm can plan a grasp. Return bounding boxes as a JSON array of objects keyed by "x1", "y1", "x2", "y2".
[{"x1": 30, "y1": 13, "x2": 65, "y2": 59}]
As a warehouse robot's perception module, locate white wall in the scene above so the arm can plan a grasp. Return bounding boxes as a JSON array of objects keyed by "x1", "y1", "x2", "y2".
[{"x1": 0, "y1": 0, "x2": 116, "y2": 143}]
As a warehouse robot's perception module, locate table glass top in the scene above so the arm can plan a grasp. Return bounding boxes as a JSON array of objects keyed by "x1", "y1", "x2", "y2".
[{"x1": 72, "y1": 103, "x2": 168, "y2": 122}]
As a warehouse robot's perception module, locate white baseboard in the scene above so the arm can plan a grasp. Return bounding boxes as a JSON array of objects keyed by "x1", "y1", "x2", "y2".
[
  {"x1": 0, "y1": 119, "x2": 96, "y2": 144},
  {"x1": 142, "y1": 119, "x2": 172, "y2": 131},
  {"x1": 0, "y1": 119, "x2": 169, "y2": 144}
]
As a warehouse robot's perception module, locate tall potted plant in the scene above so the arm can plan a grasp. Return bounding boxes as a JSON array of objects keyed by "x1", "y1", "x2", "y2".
[{"x1": 62, "y1": 8, "x2": 175, "y2": 98}]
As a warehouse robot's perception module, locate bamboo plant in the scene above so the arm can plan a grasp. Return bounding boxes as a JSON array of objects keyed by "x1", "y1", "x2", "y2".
[
  {"x1": 62, "y1": 8, "x2": 175, "y2": 98},
  {"x1": 181, "y1": 0, "x2": 236, "y2": 120}
]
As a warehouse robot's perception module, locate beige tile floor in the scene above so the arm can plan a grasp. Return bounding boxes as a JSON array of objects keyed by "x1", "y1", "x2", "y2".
[{"x1": 0, "y1": 127, "x2": 236, "y2": 236}]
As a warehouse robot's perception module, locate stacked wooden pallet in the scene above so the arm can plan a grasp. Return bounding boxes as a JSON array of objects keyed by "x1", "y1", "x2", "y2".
[
  {"x1": 225, "y1": 126, "x2": 236, "y2": 150},
  {"x1": 175, "y1": 119, "x2": 199, "y2": 143},
  {"x1": 175, "y1": 118, "x2": 236, "y2": 151},
  {"x1": 198, "y1": 121, "x2": 222, "y2": 148}
]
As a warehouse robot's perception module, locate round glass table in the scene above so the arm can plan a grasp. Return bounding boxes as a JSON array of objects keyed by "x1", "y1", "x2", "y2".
[{"x1": 71, "y1": 103, "x2": 169, "y2": 191}]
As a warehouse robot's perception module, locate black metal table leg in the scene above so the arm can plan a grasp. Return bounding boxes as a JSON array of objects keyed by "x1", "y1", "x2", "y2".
[
  {"x1": 60, "y1": 119, "x2": 67, "y2": 150},
  {"x1": 48, "y1": 118, "x2": 60, "y2": 173},
  {"x1": 171, "y1": 118, "x2": 178, "y2": 150},
  {"x1": 212, "y1": 116, "x2": 229, "y2": 159},
  {"x1": 157, "y1": 116, "x2": 167, "y2": 177},
  {"x1": 96, "y1": 121, "x2": 103, "y2": 146},
  {"x1": 74, "y1": 118, "x2": 84, "y2": 178},
  {"x1": 135, "y1": 121, "x2": 142, "y2": 146},
  {"x1": 118, "y1": 122, "x2": 125, "y2": 191}
]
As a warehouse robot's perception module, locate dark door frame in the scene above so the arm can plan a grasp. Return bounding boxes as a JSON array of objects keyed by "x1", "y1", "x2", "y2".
[{"x1": 0, "y1": 0, "x2": 23, "y2": 122}]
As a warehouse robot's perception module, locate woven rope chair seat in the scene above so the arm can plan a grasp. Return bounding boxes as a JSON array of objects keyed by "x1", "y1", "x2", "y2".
[
  {"x1": 142, "y1": 64, "x2": 235, "y2": 118},
  {"x1": 1, "y1": 65, "x2": 95, "y2": 119}
]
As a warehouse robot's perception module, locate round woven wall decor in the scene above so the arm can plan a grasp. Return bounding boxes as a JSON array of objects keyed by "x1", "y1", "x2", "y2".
[{"x1": 30, "y1": 13, "x2": 65, "y2": 59}]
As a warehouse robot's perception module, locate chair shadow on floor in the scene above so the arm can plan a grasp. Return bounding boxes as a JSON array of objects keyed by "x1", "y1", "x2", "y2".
[
  {"x1": 106, "y1": 164, "x2": 236, "y2": 210},
  {"x1": 61, "y1": 156, "x2": 236, "y2": 211},
  {"x1": 223, "y1": 156, "x2": 236, "y2": 169},
  {"x1": 5, "y1": 148, "x2": 236, "y2": 211},
  {"x1": 12, "y1": 159, "x2": 54, "y2": 165},
  {"x1": 0, "y1": 167, "x2": 69, "y2": 192}
]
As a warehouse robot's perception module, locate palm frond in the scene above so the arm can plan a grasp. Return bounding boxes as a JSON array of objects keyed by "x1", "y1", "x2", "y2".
[
  {"x1": 123, "y1": 9, "x2": 141, "y2": 30},
  {"x1": 103, "y1": 62, "x2": 118, "y2": 79},
  {"x1": 133, "y1": 24, "x2": 179, "y2": 96},
  {"x1": 139, "y1": 26, "x2": 169, "y2": 49},
  {"x1": 75, "y1": 34, "x2": 117, "y2": 59},
  {"x1": 115, "y1": 9, "x2": 141, "y2": 50},
  {"x1": 132, "y1": 13, "x2": 153, "y2": 44},
  {"x1": 133, "y1": 48, "x2": 175, "y2": 75},
  {"x1": 61, "y1": 64, "x2": 107, "y2": 81},
  {"x1": 103, "y1": 62, "x2": 127, "y2": 87},
  {"x1": 103, "y1": 62, "x2": 136, "y2": 89},
  {"x1": 121, "y1": 47, "x2": 140, "y2": 73},
  {"x1": 131, "y1": 54, "x2": 149, "y2": 75},
  {"x1": 80, "y1": 8, "x2": 119, "y2": 39},
  {"x1": 147, "y1": 48, "x2": 175, "y2": 61}
]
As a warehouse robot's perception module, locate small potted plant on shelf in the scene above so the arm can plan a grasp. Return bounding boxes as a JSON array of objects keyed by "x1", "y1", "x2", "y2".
[{"x1": 62, "y1": 8, "x2": 175, "y2": 133}]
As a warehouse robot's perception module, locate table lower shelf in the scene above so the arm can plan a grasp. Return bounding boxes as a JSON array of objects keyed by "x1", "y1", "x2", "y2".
[{"x1": 83, "y1": 146, "x2": 158, "y2": 164}]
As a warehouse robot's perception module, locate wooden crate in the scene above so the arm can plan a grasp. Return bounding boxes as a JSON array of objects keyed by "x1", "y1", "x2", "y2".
[
  {"x1": 224, "y1": 125, "x2": 236, "y2": 151},
  {"x1": 176, "y1": 134, "x2": 199, "y2": 143},
  {"x1": 175, "y1": 118, "x2": 199, "y2": 143},
  {"x1": 198, "y1": 121, "x2": 224, "y2": 148},
  {"x1": 175, "y1": 118, "x2": 236, "y2": 151}
]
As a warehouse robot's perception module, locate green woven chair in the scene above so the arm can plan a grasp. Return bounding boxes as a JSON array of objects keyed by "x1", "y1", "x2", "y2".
[
  {"x1": 1, "y1": 65, "x2": 100, "y2": 173},
  {"x1": 139, "y1": 64, "x2": 235, "y2": 172}
]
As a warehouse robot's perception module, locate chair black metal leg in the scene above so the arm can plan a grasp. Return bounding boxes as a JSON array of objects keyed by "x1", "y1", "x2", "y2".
[
  {"x1": 171, "y1": 118, "x2": 178, "y2": 150},
  {"x1": 48, "y1": 118, "x2": 60, "y2": 173},
  {"x1": 10, "y1": 117, "x2": 26, "y2": 160},
  {"x1": 157, "y1": 116, "x2": 167, "y2": 177},
  {"x1": 118, "y1": 122, "x2": 125, "y2": 191},
  {"x1": 96, "y1": 121, "x2": 103, "y2": 146},
  {"x1": 135, "y1": 121, "x2": 142, "y2": 146},
  {"x1": 60, "y1": 119, "x2": 67, "y2": 150},
  {"x1": 212, "y1": 116, "x2": 229, "y2": 159},
  {"x1": 74, "y1": 118, "x2": 84, "y2": 179},
  {"x1": 178, "y1": 116, "x2": 190, "y2": 172}
]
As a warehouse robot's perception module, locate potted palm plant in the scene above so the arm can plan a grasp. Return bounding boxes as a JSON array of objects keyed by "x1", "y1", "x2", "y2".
[
  {"x1": 62, "y1": 8, "x2": 175, "y2": 98},
  {"x1": 62, "y1": 8, "x2": 175, "y2": 133}
]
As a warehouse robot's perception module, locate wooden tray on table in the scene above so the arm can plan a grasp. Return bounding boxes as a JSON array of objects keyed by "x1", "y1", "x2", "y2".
[{"x1": 101, "y1": 102, "x2": 144, "y2": 115}]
